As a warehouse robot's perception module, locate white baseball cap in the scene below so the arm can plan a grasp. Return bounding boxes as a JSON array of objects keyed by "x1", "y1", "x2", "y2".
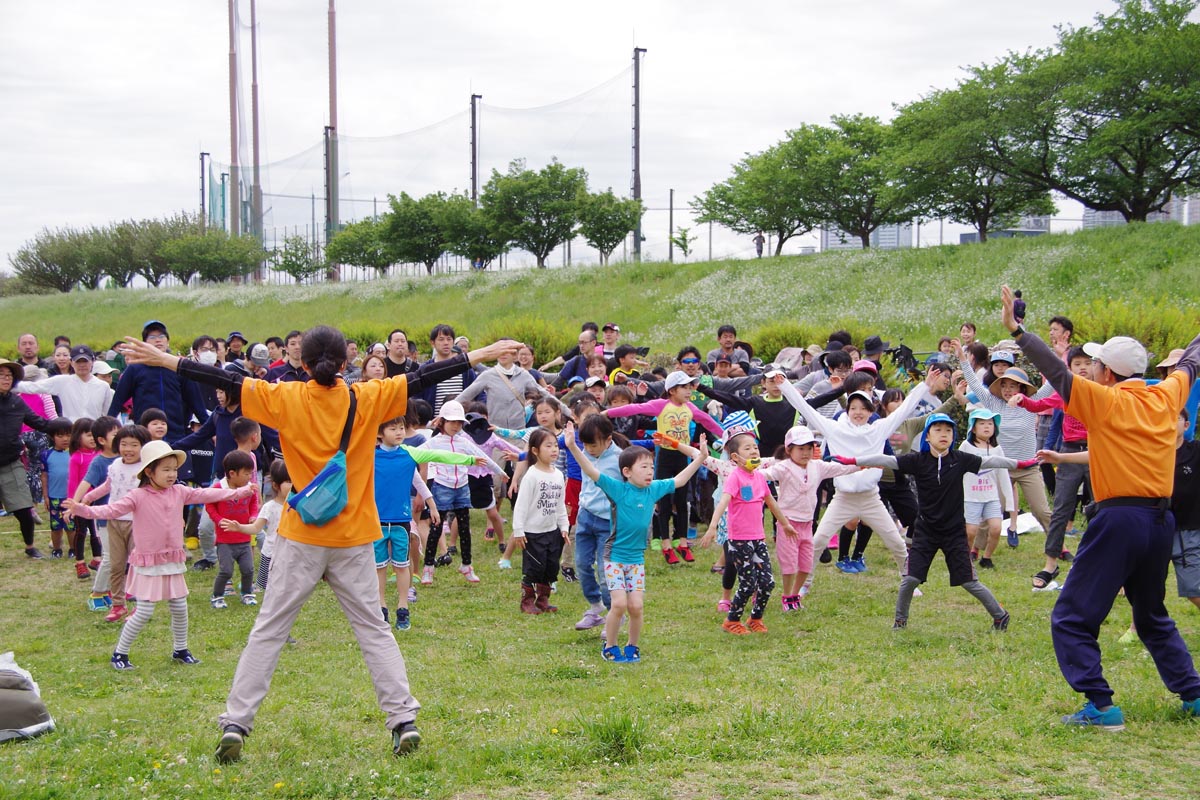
[
  {"x1": 1082, "y1": 337, "x2": 1147, "y2": 378},
  {"x1": 439, "y1": 400, "x2": 467, "y2": 421},
  {"x1": 784, "y1": 426, "x2": 816, "y2": 447},
  {"x1": 664, "y1": 370, "x2": 698, "y2": 391}
]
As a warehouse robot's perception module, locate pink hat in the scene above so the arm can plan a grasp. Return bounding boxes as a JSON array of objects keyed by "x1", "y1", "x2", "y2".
[{"x1": 852, "y1": 359, "x2": 878, "y2": 375}]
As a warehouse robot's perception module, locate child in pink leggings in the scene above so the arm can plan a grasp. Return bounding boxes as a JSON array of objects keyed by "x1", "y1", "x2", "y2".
[{"x1": 759, "y1": 426, "x2": 859, "y2": 610}]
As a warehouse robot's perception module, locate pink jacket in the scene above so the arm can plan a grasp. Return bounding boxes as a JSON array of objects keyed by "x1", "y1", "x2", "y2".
[{"x1": 759, "y1": 459, "x2": 860, "y2": 522}]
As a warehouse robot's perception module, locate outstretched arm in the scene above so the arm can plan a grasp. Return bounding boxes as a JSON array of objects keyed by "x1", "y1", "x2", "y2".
[{"x1": 561, "y1": 422, "x2": 600, "y2": 482}]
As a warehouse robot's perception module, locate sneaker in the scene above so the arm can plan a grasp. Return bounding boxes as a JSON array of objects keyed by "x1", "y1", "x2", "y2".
[
  {"x1": 111, "y1": 652, "x2": 135, "y2": 670},
  {"x1": 74, "y1": 561, "x2": 90, "y2": 579},
  {"x1": 192, "y1": 558, "x2": 214, "y2": 571},
  {"x1": 836, "y1": 558, "x2": 855, "y2": 573},
  {"x1": 241, "y1": 594, "x2": 257, "y2": 606},
  {"x1": 381, "y1": 607, "x2": 389, "y2": 623},
  {"x1": 497, "y1": 558, "x2": 512, "y2": 570},
  {"x1": 24, "y1": 547, "x2": 44, "y2": 559},
  {"x1": 224, "y1": 582, "x2": 236, "y2": 596},
  {"x1": 798, "y1": 583, "x2": 811, "y2": 600},
  {"x1": 1007, "y1": 528, "x2": 1020, "y2": 548},
  {"x1": 1061, "y1": 701, "x2": 1125, "y2": 731},
  {"x1": 992, "y1": 611, "x2": 1011, "y2": 632},
  {"x1": 818, "y1": 548, "x2": 832, "y2": 564},
  {"x1": 50, "y1": 548, "x2": 63, "y2": 559},
  {"x1": 717, "y1": 599, "x2": 731, "y2": 613},
  {"x1": 1060, "y1": 549, "x2": 1074, "y2": 562},
  {"x1": 421, "y1": 565, "x2": 435, "y2": 585},
  {"x1": 622, "y1": 644, "x2": 641, "y2": 662},
  {"x1": 215, "y1": 725, "x2": 246, "y2": 763},
  {"x1": 722, "y1": 619, "x2": 750, "y2": 635},
  {"x1": 747, "y1": 618, "x2": 768, "y2": 633},
  {"x1": 105, "y1": 604, "x2": 129, "y2": 623},
  {"x1": 87, "y1": 593, "x2": 109, "y2": 611},
  {"x1": 67, "y1": 548, "x2": 75, "y2": 559},
  {"x1": 408, "y1": 587, "x2": 418, "y2": 603},
  {"x1": 979, "y1": 557, "x2": 995, "y2": 569},
  {"x1": 210, "y1": 597, "x2": 228, "y2": 609},
  {"x1": 459, "y1": 565, "x2": 480, "y2": 583},
  {"x1": 893, "y1": 617, "x2": 908, "y2": 630},
  {"x1": 849, "y1": 556, "x2": 866, "y2": 573},
  {"x1": 1118, "y1": 628, "x2": 1139, "y2": 645},
  {"x1": 88, "y1": 558, "x2": 102, "y2": 570},
  {"x1": 395, "y1": 609, "x2": 411, "y2": 631},
  {"x1": 392, "y1": 721, "x2": 422, "y2": 756},
  {"x1": 561, "y1": 566, "x2": 578, "y2": 582},
  {"x1": 781, "y1": 596, "x2": 793, "y2": 612},
  {"x1": 913, "y1": 587, "x2": 923, "y2": 598},
  {"x1": 675, "y1": 545, "x2": 695, "y2": 563},
  {"x1": 1181, "y1": 697, "x2": 1200, "y2": 717},
  {"x1": 446, "y1": 546, "x2": 458, "y2": 558},
  {"x1": 575, "y1": 609, "x2": 605, "y2": 630},
  {"x1": 663, "y1": 547, "x2": 681, "y2": 565},
  {"x1": 602, "y1": 645, "x2": 626, "y2": 662},
  {"x1": 498, "y1": 542, "x2": 507, "y2": 555},
  {"x1": 435, "y1": 553, "x2": 453, "y2": 567},
  {"x1": 172, "y1": 649, "x2": 201, "y2": 665},
  {"x1": 970, "y1": 549, "x2": 979, "y2": 562}
]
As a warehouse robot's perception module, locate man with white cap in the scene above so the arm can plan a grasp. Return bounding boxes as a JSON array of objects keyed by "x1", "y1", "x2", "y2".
[{"x1": 1001, "y1": 285, "x2": 1200, "y2": 730}]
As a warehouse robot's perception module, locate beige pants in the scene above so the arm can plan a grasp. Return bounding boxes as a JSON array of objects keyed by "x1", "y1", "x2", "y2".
[
  {"x1": 219, "y1": 536, "x2": 420, "y2": 734},
  {"x1": 1005, "y1": 466, "x2": 1052, "y2": 533},
  {"x1": 812, "y1": 489, "x2": 909, "y2": 574},
  {"x1": 106, "y1": 520, "x2": 134, "y2": 603}
]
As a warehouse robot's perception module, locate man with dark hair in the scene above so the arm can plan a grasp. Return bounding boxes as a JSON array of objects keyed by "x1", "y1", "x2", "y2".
[
  {"x1": 385, "y1": 329, "x2": 418, "y2": 378},
  {"x1": 265, "y1": 331, "x2": 308, "y2": 384},
  {"x1": 415, "y1": 324, "x2": 477, "y2": 415},
  {"x1": 706, "y1": 325, "x2": 750, "y2": 367},
  {"x1": 264, "y1": 336, "x2": 285, "y2": 367},
  {"x1": 1049, "y1": 316, "x2": 1074, "y2": 359},
  {"x1": 108, "y1": 320, "x2": 209, "y2": 444}
]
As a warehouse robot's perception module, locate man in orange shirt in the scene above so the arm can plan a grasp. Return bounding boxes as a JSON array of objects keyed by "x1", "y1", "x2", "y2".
[{"x1": 1002, "y1": 286, "x2": 1200, "y2": 731}]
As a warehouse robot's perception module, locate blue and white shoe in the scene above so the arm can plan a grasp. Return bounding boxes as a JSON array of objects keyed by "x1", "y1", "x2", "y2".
[
  {"x1": 622, "y1": 644, "x2": 641, "y2": 663},
  {"x1": 836, "y1": 558, "x2": 856, "y2": 573},
  {"x1": 1182, "y1": 697, "x2": 1200, "y2": 718},
  {"x1": 1062, "y1": 701, "x2": 1125, "y2": 731},
  {"x1": 602, "y1": 645, "x2": 626, "y2": 663},
  {"x1": 849, "y1": 556, "x2": 867, "y2": 573}
]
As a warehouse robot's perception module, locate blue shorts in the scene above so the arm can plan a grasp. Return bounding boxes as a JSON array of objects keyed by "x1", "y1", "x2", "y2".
[
  {"x1": 965, "y1": 500, "x2": 1002, "y2": 526},
  {"x1": 374, "y1": 522, "x2": 412, "y2": 568},
  {"x1": 431, "y1": 482, "x2": 471, "y2": 512}
]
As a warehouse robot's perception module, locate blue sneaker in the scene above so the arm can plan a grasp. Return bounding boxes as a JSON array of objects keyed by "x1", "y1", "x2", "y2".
[
  {"x1": 623, "y1": 644, "x2": 641, "y2": 663},
  {"x1": 1062, "y1": 701, "x2": 1125, "y2": 731},
  {"x1": 849, "y1": 556, "x2": 866, "y2": 573},
  {"x1": 602, "y1": 645, "x2": 626, "y2": 663},
  {"x1": 1182, "y1": 697, "x2": 1200, "y2": 717},
  {"x1": 395, "y1": 609, "x2": 411, "y2": 631},
  {"x1": 836, "y1": 558, "x2": 855, "y2": 573},
  {"x1": 1007, "y1": 528, "x2": 1020, "y2": 548}
]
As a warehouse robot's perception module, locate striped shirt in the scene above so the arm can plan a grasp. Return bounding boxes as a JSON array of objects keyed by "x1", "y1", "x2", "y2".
[{"x1": 962, "y1": 366, "x2": 1053, "y2": 461}]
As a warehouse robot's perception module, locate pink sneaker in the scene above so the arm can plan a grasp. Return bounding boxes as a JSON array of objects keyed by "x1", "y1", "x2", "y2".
[
  {"x1": 420, "y1": 565, "x2": 434, "y2": 585},
  {"x1": 717, "y1": 599, "x2": 731, "y2": 613},
  {"x1": 459, "y1": 565, "x2": 480, "y2": 583}
]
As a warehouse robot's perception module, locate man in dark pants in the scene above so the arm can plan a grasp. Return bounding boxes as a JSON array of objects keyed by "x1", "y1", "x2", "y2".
[{"x1": 1003, "y1": 285, "x2": 1200, "y2": 730}]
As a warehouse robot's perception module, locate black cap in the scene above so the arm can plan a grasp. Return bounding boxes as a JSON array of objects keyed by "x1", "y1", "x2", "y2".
[
  {"x1": 70, "y1": 345, "x2": 95, "y2": 362},
  {"x1": 863, "y1": 336, "x2": 890, "y2": 356}
]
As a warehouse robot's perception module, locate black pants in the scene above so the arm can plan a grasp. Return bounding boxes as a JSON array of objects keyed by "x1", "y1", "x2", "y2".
[
  {"x1": 73, "y1": 518, "x2": 99, "y2": 560},
  {"x1": 426, "y1": 507, "x2": 472, "y2": 566},
  {"x1": 879, "y1": 478, "x2": 919, "y2": 529},
  {"x1": 521, "y1": 530, "x2": 564, "y2": 586},
  {"x1": 652, "y1": 448, "x2": 688, "y2": 542},
  {"x1": 215, "y1": 542, "x2": 254, "y2": 597}
]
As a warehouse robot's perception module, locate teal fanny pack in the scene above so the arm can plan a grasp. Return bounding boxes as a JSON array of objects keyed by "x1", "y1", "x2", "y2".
[{"x1": 288, "y1": 391, "x2": 356, "y2": 526}]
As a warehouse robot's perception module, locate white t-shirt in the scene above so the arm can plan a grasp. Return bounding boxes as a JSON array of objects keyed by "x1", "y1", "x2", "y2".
[
  {"x1": 256, "y1": 498, "x2": 284, "y2": 558},
  {"x1": 16, "y1": 374, "x2": 114, "y2": 421}
]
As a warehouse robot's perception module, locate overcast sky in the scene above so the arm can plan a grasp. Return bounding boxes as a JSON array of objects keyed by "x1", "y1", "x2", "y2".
[{"x1": 0, "y1": 1, "x2": 1133, "y2": 269}]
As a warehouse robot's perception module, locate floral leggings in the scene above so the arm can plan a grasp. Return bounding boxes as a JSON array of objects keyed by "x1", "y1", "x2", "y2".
[{"x1": 727, "y1": 539, "x2": 775, "y2": 622}]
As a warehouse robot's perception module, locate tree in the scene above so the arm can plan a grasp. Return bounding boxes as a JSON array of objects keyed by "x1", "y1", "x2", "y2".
[
  {"x1": 692, "y1": 141, "x2": 817, "y2": 256},
  {"x1": 892, "y1": 90, "x2": 1056, "y2": 242},
  {"x1": 134, "y1": 213, "x2": 196, "y2": 287},
  {"x1": 381, "y1": 192, "x2": 447, "y2": 274},
  {"x1": 324, "y1": 217, "x2": 394, "y2": 277},
  {"x1": 9, "y1": 227, "x2": 89, "y2": 293},
  {"x1": 794, "y1": 116, "x2": 916, "y2": 249},
  {"x1": 481, "y1": 159, "x2": 588, "y2": 268},
  {"x1": 273, "y1": 234, "x2": 326, "y2": 283},
  {"x1": 81, "y1": 223, "x2": 139, "y2": 288},
  {"x1": 438, "y1": 193, "x2": 507, "y2": 269},
  {"x1": 576, "y1": 189, "x2": 642, "y2": 265},
  {"x1": 669, "y1": 226, "x2": 698, "y2": 262},
  {"x1": 161, "y1": 230, "x2": 263, "y2": 285},
  {"x1": 969, "y1": 0, "x2": 1200, "y2": 222}
]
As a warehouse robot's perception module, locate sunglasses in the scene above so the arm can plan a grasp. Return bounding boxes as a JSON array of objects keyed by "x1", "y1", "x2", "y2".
[{"x1": 680, "y1": 357, "x2": 700, "y2": 364}]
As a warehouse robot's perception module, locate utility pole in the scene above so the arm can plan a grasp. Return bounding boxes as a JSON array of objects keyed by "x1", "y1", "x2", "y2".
[
  {"x1": 200, "y1": 152, "x2": 209, "y2": 231},
  {"x1": 326, "y1": 0, "x2": 340, "y2": 279},
  {"x1": 227, "y1": 0, "x2": 240, "y2": 236},
  {"x1": 470, "y1": 93, "x2": 482, "y2": 204},
  {"x1": 631, "y1": 46, "x2": 646, "y2": 262},
  {"x1": 668, "y1": 188, "x2": 674, "y2": 263},
  {"x1": 249, "y1": 0, "x2": 263, "y2": 280}
]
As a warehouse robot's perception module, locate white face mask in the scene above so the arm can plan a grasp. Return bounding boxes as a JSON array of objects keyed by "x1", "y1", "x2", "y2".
[{"x1": 198, "y1": 351, "x2": 218, "y2": 366}]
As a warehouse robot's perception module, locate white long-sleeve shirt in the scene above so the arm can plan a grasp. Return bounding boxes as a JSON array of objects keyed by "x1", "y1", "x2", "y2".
[
  {"x1": 779, "y1": 379, "x2": 931, "y2": 493},
  {"x1": 16, "y1": 375, "x2": 114, "y2": 422},
  {"x1": 511, "y1": 465, "x2": 568, "y2": 537}
]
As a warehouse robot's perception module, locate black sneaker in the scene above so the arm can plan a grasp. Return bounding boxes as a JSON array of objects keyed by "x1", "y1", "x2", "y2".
[
  {"x1": 192, "y1": 559, "x2": 215, "y2": 571},
  {"x1": 819, "y1": 548, "x2": 832, "y2": 564},
  {"x1": 25, "y1": 547, "x2": 44, "y2": 559},
  {"x1": 111, "y1": 652, "x2": 135, "y2": 670},
  {"x1": 434, "y1": 553, "x2": 453, "y2": 567},
  {"x1": 561, "y1": 566, "x2": 578, "y2": 583},
  {"x1": 392, "y1": 721, "x2": 421, "y2": 755},
  {"x1": 50, "y1": 548, "x2": 63, "y2": 559},
  {"x1": 172, "y1": 649, "x2": 201, "y2": 665},
  {"x1": 215, "y1": 725, "x2": 246, "y2": 763},
  {"x1": 381, "y1": 607, "x2": 389, "y2": 623},
  {"x1": 892, "y1": 617, "x2": 908, "y2": 630},
  {"x1": 498, "y1": 542, "x2": 507, "y2": 555},
  {"x1": 446, "y1": 546, "x2": 458, "y2": 557},
  {"x1": 1059, "y1": 549, "x2": 1074, "y2": 563},
  {"x1": 978, "y1": 557, "x2": 994, "y2": 569},
  {"x1": 992, "y1": 611, "x2": 1011, "y2": 632}
]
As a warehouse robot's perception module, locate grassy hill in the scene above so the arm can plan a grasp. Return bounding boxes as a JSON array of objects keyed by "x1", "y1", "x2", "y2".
[{"x1": 3, "y1": 223, "x2": 1200, "y2": 361}]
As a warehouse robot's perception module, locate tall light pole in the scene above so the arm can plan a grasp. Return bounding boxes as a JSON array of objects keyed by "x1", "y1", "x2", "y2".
[
  {"x1": 200, "y1": 152, "x2": 210, "y2": 231},
  {"x1": 631, "y1": 46, "x2": 646, "y2": 262},
  {"x1": 470, "y1": 93, "x2": 482, "y2": 204},
  {"x1": 227, "y1": 0, "x2": 240, "y2": 236}
]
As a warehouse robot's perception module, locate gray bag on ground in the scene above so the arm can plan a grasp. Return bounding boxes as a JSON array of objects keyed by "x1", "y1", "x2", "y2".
[{"x1": 0, "y1": 652, "x2": 55, "y2": 742}]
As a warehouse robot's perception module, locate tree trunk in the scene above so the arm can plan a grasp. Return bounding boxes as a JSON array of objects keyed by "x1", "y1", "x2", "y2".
[
  {"x1": 860, "y1": 232, "x2": 871, "y2": 249},
  {"x1": 536, "y1": 255, "x2": 547, "y2": 268},
  {"x1": 424, "y1": 260, "x2": 437, "y2": 275},
  {"x1": 774, "y1": 235, "x2": 786, "y2": 257}
]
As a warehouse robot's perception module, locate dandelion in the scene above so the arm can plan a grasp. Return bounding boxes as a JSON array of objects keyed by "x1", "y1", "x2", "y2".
[
  {"x1": 213, "y1": 768, "x2": 221, "y2": 775},
  {"x1": 275, "y1": 782, "x2": 286, "y2": 790},
  {"x1": 152, "y1": 762, "x2": 161, "y2": 770},
  {"x1": 550, "y1": 728, "x2": 559, "y2": 734}
]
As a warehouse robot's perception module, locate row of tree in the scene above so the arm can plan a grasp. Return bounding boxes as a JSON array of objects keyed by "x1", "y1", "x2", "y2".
[{"x1": 694, "y1": 0, "x2": 1200, "y2": 250}]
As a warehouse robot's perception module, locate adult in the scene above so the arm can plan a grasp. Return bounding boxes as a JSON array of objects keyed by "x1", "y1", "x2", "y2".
[
  {"x1": 546, "y1": 329, "x2": 599, "y2": 388},
  {"x1": 14, "y1": 345, "x2": 114, "y2": 421},
  {"x1": 753, "y1": 231, "x2": 765, "y2": 258},
  {"x1": 343, "y1": 341, "x2": 363, "y2": 384},
  {"x1": 107, "y1": 320, "x2": 210, "y2": 444},
  {"x1": 705, "y1": 325, "x2": 751, "y2": 369},
  {"x1": 225, "y1": 331, "x2": 248, "y2": 363},
  {"x1": 454, "y1": 341, "x2": 560, "y2": 430},
  {"x1": 47, "y1": 344, "x2": 73, "y2": 377},
  {"x1": 119, "y1": 325, "x2": 520, "y2": 761},
  {"x1": 192, "y1": 336, "x2": 221, "y2": 411},
  {"x1": 264, "y1": 336, "x2": 285, "y2": 367},
  {"x1": 383, "y1": 329, "x2": 418, "y2": 378},
  {"x1": 1049, "y1": 315, "x2": 1073, "y2": 360},
  {"x1": 600, "y1": 323, "x2": 621, "y2": 361},
  {"x1": 960, "y1": 323, "x2": 978, "y2": 348},
  {"x1": 1002, "y1": 286, "x2": 1200, "y2": 728},
  {"x1": 415, "y1": 324, "x2": 476, "y2": 416},
  {"x1": 0, "y1": 358, "x2": 52, "y2": 558},
  {"x1": 265, "y1": 330, "x2": 309, "y2": 383},
  {"x1": 1012, "y1": 290, "x2": 1026, "y2": 323},
  {"x1": 17, "y1": 334, "x2": 43, "y2": 369},
  {"x1": 540, "y1": 324, "x2": 599, "y2": 373}
]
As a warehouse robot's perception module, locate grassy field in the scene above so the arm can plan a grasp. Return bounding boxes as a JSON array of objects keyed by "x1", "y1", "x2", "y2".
[
  {"x1": 2, "y1": 223, "x2": 1200, "y2": 359},
  {"x1": 3, "y1": 511, "x2": 1200, "y2": 800}
]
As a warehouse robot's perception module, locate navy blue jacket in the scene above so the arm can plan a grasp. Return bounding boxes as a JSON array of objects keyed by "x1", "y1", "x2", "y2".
[
  {"x1": 108, "y1": 363, "x2": 209, "y2": 445},
  {"x1": 414, "y1": 357, "x2": 477, "y2": 408}
]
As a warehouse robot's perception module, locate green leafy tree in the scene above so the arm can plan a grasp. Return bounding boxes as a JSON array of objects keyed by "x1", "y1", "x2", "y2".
[
  {"x1": 437, "y1": 193, "x2": 507, "y2": 270},
  {"x1": 161, "y1": 231, "x2": 263, "y2": 285},
  {"x1": 669, "y1": 226, "x2": 698, "y2": 261},
  {"x1": 273, "y1": 234, "x2": 325, "y2": 283},
  {"x1": 9, "y1": 227, "x2": 89, "y2": 293},
  {"x1": 135, "y1": 213, "x2": 196, "y2": 287},
  {"x1": 692, "y1": 141, "x2": 818, "y2": 256},
  {"x1": 481, "y1": 159, "x2": 588, "y2": 268},
  {"x1": 324, "y1": 217, "x2": 394, "y2": 277},
  {"x1": 81, "y1": 223, "x2": 139, "y2": 288},
  {"x1": 969, "y1": 0, "x2": 1200, "y2": 221},
  {"x1": 381, "y1": 192, "x2": 448, "y2": 274},
  {"x1": 576, "y1": 189, "x2": 642, "y2": 265}
]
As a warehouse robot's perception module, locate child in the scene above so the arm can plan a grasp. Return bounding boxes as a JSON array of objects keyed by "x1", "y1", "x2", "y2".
[
  {"x1": 82, "y1": 424, "x2": 150, "y2": 622},
  {"x1": 74, "y1": 416, "x2": 121, "y2": 609},
  {"x1": 841, "y1": 414, "x2": 1036, "y2": 630},
  {"x1": 39, "y1": 418, "x2": 73, "y2": 558},
  {"x1": 511, "y1": 429, "x2": 570, "y2": 614},
  {"x1": 375, "y1": 414, "x2": 482, "y2": 629},
  {"x1": 421, "y1": 400, "x2": 507, "y2": 584},
  {"x1": 68, "y1": 416, "x2": 100, "y2": 579},
  {"x1": 459, "y1": 406, "x2": 520, "y2": 566},
  {"x1": 208, "y1": 450, "x2": 261, "y2": 608},
  {"x1": 189, "y1": 415, "x2": 263, "y2": 572},
  {"x1": 959, "y1": 409, "x2": 1014, "y2": 569},
  {"x1": 139, "y1": 408, "x2": 169, "y2": 441},
  {"x1": 699, "y1": 430, "x2": 797, "y2": 634},
  {"x1": 563, "y1": 423, "x2": 707, "y2": 663},
  {"x1": 253, "y1": 459, "x2": 291, "y2": 594},
  {"x1": 759, "y1": 426, "x2": 860, "y2": 611},
  {"x1": 66, "y1": 440, "x2": 255, "y2": 669},
  {"x1": 570, "y1": 414, "x2": 627, "y2": 630},
  {"x1": 605, "y1": 371, "x2": 725, "y2": 565},
  {"x1": 494, "y1": 397, "x2": 565, "y2": 568}
]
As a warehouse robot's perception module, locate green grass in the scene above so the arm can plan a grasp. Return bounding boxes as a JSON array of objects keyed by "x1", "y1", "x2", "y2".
[
  {"x1": 3, "y1": 223, "x2": 1200, "y2": 359},
  {"x1": 3, "y1": 513, "x2": 1200, "y2": 799}
]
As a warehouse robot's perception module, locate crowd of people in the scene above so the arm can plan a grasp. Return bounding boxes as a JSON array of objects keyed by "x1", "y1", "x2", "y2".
[{"x1": 2, "y1": 293, "x2": 1200, "y2": 759}]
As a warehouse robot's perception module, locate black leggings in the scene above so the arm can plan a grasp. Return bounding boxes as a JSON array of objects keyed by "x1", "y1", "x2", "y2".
[
  {"x1": 73, "y1": 518, "x2": 99, "y2": 561},
  {"x1": 838, "y1": 525, "x2": 873, "y2": 561},
  {"x1": 425, "y1": 507, "x2": 472, "y2": 566},
  {"x1": 652, "y1": 448, "x2": 688, "y2": 543},
  {"x1": 12, "y1": 507, "x2": 36, "y2": 547}
]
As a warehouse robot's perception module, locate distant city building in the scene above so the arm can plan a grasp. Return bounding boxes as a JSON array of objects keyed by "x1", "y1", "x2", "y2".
[
  {"x1": 1188, "y1": 196, "x2": 1200, "y2": 226},
  {"x1": 820, "y1": 223, "x2": 913, "y2": 251},
  {"x1": 1081, "y1": 207, "x2": 1170, "y2": 229},
  {"x1": 958, "y1": 214, "x2": 1052, "y2": 244}
]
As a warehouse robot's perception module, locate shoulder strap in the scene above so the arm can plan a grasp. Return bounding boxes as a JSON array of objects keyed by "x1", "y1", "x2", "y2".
[
  {"x1": 338, "y1": 391, "x2": 357, "y2": 453},
  {"x1": 496, "y1": 368, "x2": 527, "y2": 406}
]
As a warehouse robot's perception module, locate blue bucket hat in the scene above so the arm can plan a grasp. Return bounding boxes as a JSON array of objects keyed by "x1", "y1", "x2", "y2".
[
  {"x1": 919, "y1": 412, "x2": 957, "y2": 452},
  {"x1": 967, "y1": 408, "x2": 1001, "y2": 435}
]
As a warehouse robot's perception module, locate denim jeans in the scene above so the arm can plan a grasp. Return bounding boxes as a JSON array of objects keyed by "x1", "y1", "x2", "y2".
[{"x1": 574, "y1": 509, "x2": 611, "y2": 608}]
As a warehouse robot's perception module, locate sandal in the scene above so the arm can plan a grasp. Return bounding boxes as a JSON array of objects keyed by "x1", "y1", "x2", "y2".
[{"x1": 1032, "y1": 567, "x2": 1060, "y2": 590}]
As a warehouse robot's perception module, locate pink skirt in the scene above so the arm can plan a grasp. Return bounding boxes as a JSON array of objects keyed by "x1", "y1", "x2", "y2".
[{"x1": 125, "y1": 571, "x2": 189, "y2": 602}]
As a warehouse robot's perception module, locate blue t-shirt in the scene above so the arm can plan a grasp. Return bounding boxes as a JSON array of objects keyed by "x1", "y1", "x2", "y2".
[
  {"x1": 597, "y1": 474, "x2": 676, "y2": 564},
  {"x1": 40, "y1": 448, "x2": 71, "y2": 499},
  {"x1": 82, "y1": 454, "x2": 119, "y2": 504}
]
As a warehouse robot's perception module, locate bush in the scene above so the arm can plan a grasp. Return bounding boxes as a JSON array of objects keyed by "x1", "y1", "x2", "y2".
[
  {"x1": 480, "y1": 315, "x2": 576, "y2": 366},
  {"x1": 1067, "y1": 298, "x2": 1200, "y2": 373}
]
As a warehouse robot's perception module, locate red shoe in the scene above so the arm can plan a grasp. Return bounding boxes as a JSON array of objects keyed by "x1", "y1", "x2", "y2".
[
  {"x1": 675, "y1": 545, "x2": 695, "y2": 563},
  {"x1": 88, "y1": 558, "x2": 102, "y2": 570},
  {"x1": 747, "y1": 618, "x2": 768, "y2": 634},
  {"x1": 663, "y1": 548, "x2": 681, "y2": 565},
  {"x1": 105, "y1": 604, "x2": 129, "y2": 623},
  {"x1": 75, "y1": 562, "x2": 91, "y2": 580}
]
